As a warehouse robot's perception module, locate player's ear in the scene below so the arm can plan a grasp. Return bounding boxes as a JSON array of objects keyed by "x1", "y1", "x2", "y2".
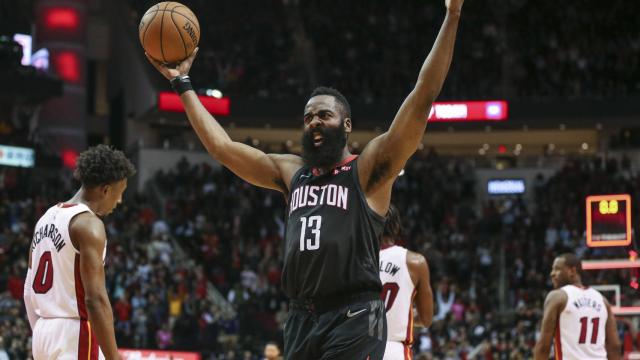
[
  {"x1": 100, "y1": 184, "x2": 111, "y2": 196},
  {"x1": 343, "y1": 117, "x2": 352, "y2": 134}
]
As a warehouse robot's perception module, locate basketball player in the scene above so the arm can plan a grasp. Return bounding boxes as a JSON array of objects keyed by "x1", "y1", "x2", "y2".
[
  {"x1": 146, "y1": 0, "x2": 463, "y2": 357},
  {"x1": 23, "y1": 145, "x2": 135, "y2": 360},
  {"x1": 533, "y1": 254, "x2": 621, "y2": 360},
  {"x1": 379, "y1": 205, "x2": 433, "y2": 360}
]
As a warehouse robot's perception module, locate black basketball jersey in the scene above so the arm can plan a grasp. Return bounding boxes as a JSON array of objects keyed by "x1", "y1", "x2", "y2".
[{"x1": 282, "y1": 155, "x2": 385, "y2": 300}]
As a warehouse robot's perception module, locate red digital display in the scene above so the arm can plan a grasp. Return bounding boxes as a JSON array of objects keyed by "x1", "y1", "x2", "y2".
[
  {"x1": 54, "y1": 51, "x2": 81, "y2": 83},
  {"x1": 586, "y1": 194, "x2": 632, "y2": 247},
  {"x1": 61, "y1": 149, "x2": 78, "y2": 169},
  {"x1": 158, "y1": 92, "x2": 230, "y2": 116},
  {"x1": 427, "y1": 100, "x2": 508, "y2": 122},
  {"x1": 44, "y1": 7, "x2": 80, "y2": 31}
]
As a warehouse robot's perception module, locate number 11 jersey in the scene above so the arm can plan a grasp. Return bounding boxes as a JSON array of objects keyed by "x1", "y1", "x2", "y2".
[
  {"x1": 28, "y1": 203, "x2": 105, "y2": 320},
  {"x1": 556, "y1": 284, "x2": 608, "y2": 360},
  {"x1": 282, "y1": 155, "x2": 385, "y2": 300}
]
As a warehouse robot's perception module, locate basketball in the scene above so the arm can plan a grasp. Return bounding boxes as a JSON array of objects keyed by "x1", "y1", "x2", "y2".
[{"x1": 138, "y1": 2, "x2": 200, "y2": 64}]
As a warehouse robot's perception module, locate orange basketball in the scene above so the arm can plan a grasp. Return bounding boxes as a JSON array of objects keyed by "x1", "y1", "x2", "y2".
[{"x1": 138, "y1": 2, "x2": 200, "y2": 64}]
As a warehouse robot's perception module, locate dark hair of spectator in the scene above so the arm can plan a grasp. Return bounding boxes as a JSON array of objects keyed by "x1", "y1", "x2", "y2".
[
  {"x1": 559, "y1": 253, "x2": 582, "y2": 274},
  {"x1": 309, "y1": 86, "x2": 352, "y2": 119},
  {"x1": 73, "y1": 145, "x2": 136, "y2": 187}
]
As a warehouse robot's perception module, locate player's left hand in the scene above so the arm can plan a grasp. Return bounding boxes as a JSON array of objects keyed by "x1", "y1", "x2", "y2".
[
  {"x1": 145, "y1": 47, "x2": 199, "y2": 81},
  {"x1": 445, "y1": 0, "x2": 464, "y2": 14}
]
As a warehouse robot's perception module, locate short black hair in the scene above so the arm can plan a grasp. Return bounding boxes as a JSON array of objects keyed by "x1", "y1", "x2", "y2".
[
  {"x1": 383, "y1": 204, "x2": 402, "y2": 239},
  {"x1": 74, "y1": 145, "x2": 136, "y2": 187},
  {"x1": 559, "y1": 253, "x2": 582, "y2": 274},
  {"x1": 309, "y1": 86, "x2": 351, "y2": 119}
]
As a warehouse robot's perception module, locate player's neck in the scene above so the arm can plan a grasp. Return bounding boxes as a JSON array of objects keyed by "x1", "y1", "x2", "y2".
[
  {"x1": 312, "y1": 148, "x2": 354, "y2": 174},
  {"x1": 571, "y1": 280, "x2": 584, "y2": 288},
  {"x1": 381, "y1": 237, "x2": 395, "y2": 249},
  {"x1": 67, "y1": 188, "x2": 102, "y2": 215}
]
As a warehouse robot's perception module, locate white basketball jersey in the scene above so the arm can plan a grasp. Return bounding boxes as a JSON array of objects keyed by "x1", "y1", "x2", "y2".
[
  {"x1": 380, "y1": 245, "x2": 416, "y2": 344},
  {"x1": 28, "y1": 203, "x2": 105, "y2": 320},
  {"x1": 556, "y1": 285, "x2": 608, "y2": 360}
]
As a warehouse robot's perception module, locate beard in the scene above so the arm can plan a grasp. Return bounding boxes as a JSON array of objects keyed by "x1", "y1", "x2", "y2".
[{"x1": 301, "y1": 124, "x2": 347, "y2": 168}]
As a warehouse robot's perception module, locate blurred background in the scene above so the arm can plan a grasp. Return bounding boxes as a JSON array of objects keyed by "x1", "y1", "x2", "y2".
[{"x1": 0, "y1": 0, "x2": 639, "y2": 359}]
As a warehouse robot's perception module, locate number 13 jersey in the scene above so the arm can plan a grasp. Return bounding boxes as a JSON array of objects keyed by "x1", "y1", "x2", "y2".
[
  {"x1": 282, "y1": 156, "x2": 385, "y2": 300},
  {"x1": 28, "y1": 203, "x2": 105, "y2": 320}
]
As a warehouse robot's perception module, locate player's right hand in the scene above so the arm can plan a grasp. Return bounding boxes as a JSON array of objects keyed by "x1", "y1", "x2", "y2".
[{"x1": 145, "y1": 47, "x2": 199, "y2": 81}]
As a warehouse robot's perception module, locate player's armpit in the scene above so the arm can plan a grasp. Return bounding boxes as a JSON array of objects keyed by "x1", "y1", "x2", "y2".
[
  {"x1": 533, "y1": 289, "x2": 568, "y2": 360},
  {"x1": 70, "y1": 213, "x2": 121, "y2": 360},
  {"x1": 407, "y1": 251, "x2": 433, "y2": 327},
  {"x1": 603, "y1": 298, "x2": 621, "y2": 360}
]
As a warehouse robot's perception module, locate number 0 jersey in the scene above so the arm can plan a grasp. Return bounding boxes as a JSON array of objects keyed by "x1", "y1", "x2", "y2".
[
  {"x1": 379, "y1": 245, "x2": 416, "y2": 344},
  {"x1": 282, "y1": 156, "x2": 385, "y2": 299},
  {"x1": 556, "y1": 285, "x2": 608, "y2": 360},
  {"x1": 27, "y1": 203, "x2": 105, "y2": 320}
]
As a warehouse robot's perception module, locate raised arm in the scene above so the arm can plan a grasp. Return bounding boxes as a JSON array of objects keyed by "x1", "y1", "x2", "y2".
[
  {"x1": 407, "y1": 251, "x2": 433, "y2": 327},
  {"x1": 357, "y1": 0, "x2": 463, "y2": 212},
  {"x1": 533, "y1": 289, "x2": 568, "y2": 360},
  {"x1": 71, "y1": 213, "x2": 120, "y2": 360},
  {"x1": 146, "y1": 50, "x2": 303, "y2": 194}
]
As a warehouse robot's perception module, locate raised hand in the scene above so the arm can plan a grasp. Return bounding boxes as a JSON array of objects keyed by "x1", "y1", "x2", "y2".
[
  {"x1": 145, "y1": 47, "x2": 199, "y2": 80},
  {"x1": 445, "y1": 0, "x2": 464, "y2": 14}
]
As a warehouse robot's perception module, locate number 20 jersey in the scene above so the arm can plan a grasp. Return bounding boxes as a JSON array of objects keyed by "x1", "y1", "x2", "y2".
[
  {"x1": 28, "y1": 203, "x2": 106, "y2": 320},
  {"x1": 556, "y1": 285, "x2": 607, "y2": 360},
  {"x1": 282, "y1": 156, "x2": 385, "y2": 300}
]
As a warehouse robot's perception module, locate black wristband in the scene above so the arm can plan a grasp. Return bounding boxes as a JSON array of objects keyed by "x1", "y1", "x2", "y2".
[{"x1": 170, "y1": 75, "x2": 193, "y2": 95}]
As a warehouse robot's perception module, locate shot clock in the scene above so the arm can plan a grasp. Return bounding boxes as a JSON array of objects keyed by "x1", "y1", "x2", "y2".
[{"x1": 585, "y1": 194, "x2": 632, "y2": 247}]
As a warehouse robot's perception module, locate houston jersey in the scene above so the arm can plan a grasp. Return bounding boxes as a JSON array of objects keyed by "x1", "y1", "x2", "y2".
[
  {"x1": 380, "y1": 245, "x2": 416, "y2": 344},
  {"x1": 555, "y1": 285, "x2": 607, "y2": 360},
  {"x1": 27, "y1": 203, "x2": 105, "y2": 320},
  {"x1": 282, "y1": 155, "x2": 384, "y2": 299}
]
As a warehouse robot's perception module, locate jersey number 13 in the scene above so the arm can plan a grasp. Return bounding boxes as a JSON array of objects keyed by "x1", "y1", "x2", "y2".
[{"x1": 299, "y1": 216, "x2": 322, "y2": 251}]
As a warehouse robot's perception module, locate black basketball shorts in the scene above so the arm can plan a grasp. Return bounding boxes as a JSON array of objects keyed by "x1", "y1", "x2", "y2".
[{"x1": 284, "y1": 294, "x2": 387, "y2": 360}]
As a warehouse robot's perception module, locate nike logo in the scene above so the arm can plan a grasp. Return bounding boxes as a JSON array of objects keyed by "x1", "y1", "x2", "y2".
[
  {"x1": 346, "y1": 308, "x2": 367, "y2": 318},
  {"x1": 300, "y1": 174, "x2": 311, "y2": 179}
]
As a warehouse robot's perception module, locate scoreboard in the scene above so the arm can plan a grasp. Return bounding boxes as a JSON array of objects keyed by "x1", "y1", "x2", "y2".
[
  {"x1": 586, "y1": 194, "x2": 632, "y2": 247},
  {"x1": 584, "y1": 194, "x2": 638, "y2": 315}
]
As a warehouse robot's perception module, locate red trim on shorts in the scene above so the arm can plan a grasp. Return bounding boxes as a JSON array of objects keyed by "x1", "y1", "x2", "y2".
[
  {"x1": 404, "y1": 344, "x2": 412, "y2": 360},
  {"x1": 79, "y1": 319, "x2": 89, "y2": 359},
  {"x1": 380, "y1": 244, "x2": 395, "y2": 250},
  {"x1": 74, "y1": 254, "x2": 88, "y2": 319},
  {"x1": 554, "y1": 319, "x2": 563, "y2": 360},
  {"x1": 78, "y1": 320, "x2": 99, "y2": 360},
  {"x1": 89, "y1": 322, "x2": 99, "y2": 360}
]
